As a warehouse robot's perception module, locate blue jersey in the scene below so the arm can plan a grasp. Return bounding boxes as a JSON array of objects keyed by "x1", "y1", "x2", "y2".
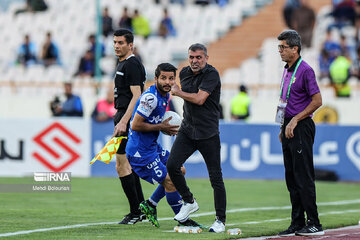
[{"x1": 126, "y1": 85, "x2": 169, "y2": 164}]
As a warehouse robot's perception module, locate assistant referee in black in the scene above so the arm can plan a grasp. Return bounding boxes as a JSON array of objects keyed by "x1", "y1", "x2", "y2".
[
  {"x1": 167, "y1": 43, "x2": 226, "y2": 233},
  {"x1": 112, "y1": 29, "x2": 145, "y2": 224}
]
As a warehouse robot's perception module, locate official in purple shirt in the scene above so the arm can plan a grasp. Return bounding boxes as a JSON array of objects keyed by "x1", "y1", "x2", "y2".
[
  {"x1": 277, "y1": 30, "x2": 324, "y2": 237},
  {"x1": 280, "y1": 60, "x2": 320, "y2": 119}
]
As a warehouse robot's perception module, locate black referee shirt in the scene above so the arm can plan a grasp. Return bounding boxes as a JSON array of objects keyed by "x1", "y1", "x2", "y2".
[
  {"x1": 179, "y1": 64, "x2": 221, "y2": 140},
  {"x1": 114, "y1": 54, "x2": 145, "y2": 111}
]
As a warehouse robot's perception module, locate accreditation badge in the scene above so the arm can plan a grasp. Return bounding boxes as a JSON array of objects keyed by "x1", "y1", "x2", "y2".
[{"x1": 275, "y1": 100, "x2": 287, "y2": 124}]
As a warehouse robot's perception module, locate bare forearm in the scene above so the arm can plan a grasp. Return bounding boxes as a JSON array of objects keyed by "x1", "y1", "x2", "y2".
[
  {"x1": 132, "y1": 121, "x2": 161, "y2": 132},
  {"x1": 176, "y1": 90, "x2": 203, "y2": 105},
  {"x1": 172, "y1": 86, "x2": 209, "y2": 105}
]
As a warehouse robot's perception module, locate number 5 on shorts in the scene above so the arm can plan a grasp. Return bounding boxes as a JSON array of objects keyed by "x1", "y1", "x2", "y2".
[{"x1": 154, "y1": 166, "x2": 163, "y2": 177}]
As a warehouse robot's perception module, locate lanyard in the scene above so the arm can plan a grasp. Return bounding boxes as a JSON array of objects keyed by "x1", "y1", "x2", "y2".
[{"x1": 279, "y1": 58, "x2": 302, "y2": 100}]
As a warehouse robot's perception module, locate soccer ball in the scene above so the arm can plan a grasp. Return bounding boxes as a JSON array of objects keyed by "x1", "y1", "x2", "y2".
[{"x1": 161, "y1": 111, "x2": 182, "y2": 135}]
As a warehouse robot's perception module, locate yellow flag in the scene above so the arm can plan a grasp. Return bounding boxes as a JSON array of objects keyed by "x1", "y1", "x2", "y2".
[{"x1": 90, "y1": 137, "x2": 126, "y2": 165}]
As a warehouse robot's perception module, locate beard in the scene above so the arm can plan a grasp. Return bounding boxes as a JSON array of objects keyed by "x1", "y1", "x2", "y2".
[{"x1": 157, "y1": 83, "x2": 171, "y2": 94}]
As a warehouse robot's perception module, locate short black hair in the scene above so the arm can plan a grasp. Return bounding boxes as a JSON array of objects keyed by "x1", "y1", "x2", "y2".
[
  {"x1": 114, "y1": 29, "x2": 134, "y2": 44},
  {"x1": 188, "y1": 43, "x2": 207, "y2": 56},
  {"x1": 240, "y1": 84, "x2": 247, "y2": 92},
  {"x1": 155, "y1": 63, "x2": 177, "y2": 78},
  {"x1": 277, "y1": 30, "x2": 301, "y2": 54}
]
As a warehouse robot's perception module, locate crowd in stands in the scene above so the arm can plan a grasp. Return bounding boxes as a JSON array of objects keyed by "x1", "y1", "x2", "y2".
[
  {"x1": 50, "y1": 82, "x2": 117, "y2": 121},
  {"x1": 317, "y1": 0, "x2": 360, "y2": 97},
  {"x1": 116, "y1": 6, "x2": 180, "y2": 39},
  {"x1": 12, "y1": 4, "x2": 178, "y2": 77},
  {"x1": 6, "y1": 0, "x2": 238, "y2": 86},
  {"x1": 283, "y1": 0, "x2": 360, "y2": 98},
  {"x1": 16, "y1": 32, "x2": 60, "y2": 67},
  {"x1": 74, "y1": 34, "x2": 105, "y2": 77}
]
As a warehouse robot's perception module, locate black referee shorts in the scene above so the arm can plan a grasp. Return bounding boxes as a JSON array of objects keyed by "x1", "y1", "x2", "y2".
[{"x1": 114, "y1": 111, "x2": 130, "y2": 154}]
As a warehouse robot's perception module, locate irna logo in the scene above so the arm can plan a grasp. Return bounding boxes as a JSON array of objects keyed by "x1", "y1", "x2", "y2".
[{"x1": 34, "y1": 172, "x2": 71, "y2": 182}]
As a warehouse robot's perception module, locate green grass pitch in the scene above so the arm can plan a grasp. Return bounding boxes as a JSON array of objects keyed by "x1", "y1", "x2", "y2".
[{"x1": 1, "y1": 177, "x2": 359, "y2": 239}]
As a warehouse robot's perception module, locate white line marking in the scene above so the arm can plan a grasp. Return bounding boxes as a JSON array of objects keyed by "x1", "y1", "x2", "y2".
[
  {"x1": 226, "y1": 209, "x2": 360, "y2": 226},
  {"x1": 0, "y1": 222, "x2": 118, "y2": 237},
  {"x1": 234, "y1": 224, "x2": 360, "y2": 240},
  {"x1": 1, "y1": 199, "x2": 359, "y2": 237}
]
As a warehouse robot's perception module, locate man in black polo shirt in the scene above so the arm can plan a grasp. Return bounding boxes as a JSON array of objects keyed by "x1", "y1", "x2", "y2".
[
  {"x1": 167, "y1": 43, "x2": 227, "y2": 233},
  {"x1": 112, "y1": 29, "x2": 145, "y2": 224}
]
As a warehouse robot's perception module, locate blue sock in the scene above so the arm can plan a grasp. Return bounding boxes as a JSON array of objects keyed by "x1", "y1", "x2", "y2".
[
  {"x1": 165, "y1": 191, "x2": 183, "y2": 214},
  {"x1": 149, "y1": 185, "x2": 165, "y2": 206}
]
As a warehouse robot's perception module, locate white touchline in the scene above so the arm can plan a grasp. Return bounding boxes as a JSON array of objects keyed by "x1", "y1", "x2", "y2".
[
  {"x1": 1, "y1": 199, "x2": 360, "y2": 237},
  {"x1": 226, "y1": 209, "x2": 360, "y2": 226}
]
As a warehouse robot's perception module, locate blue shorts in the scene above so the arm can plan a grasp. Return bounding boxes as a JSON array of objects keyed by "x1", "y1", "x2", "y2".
[{"x1": 127, "y1": 146, "x2": 169, "y2": 184}]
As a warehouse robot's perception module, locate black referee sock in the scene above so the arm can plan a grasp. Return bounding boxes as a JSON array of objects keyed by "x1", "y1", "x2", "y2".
[
  {"x1": 119, "y1": 174, "x2": 141, "y2": 215},
  {"x1": 132, "y1": 170, "x2": 144, "y2": 203}
]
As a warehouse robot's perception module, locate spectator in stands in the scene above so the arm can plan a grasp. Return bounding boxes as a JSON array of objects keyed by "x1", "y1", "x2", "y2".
[
  {"x1": 170, "y1": 0, "x2": 185, "y2": 5},
  {"x1": 50, "y1": 82, "x2": 83, "y2": 117},
  {"x1": 330, "y1": 0, "x2": 356, "y2": 29},
  {"x1": 88, "y1": 34, "x2": 105, "y2": 58},
  {"x1": 339, "y1": 35, "x2": 356, "y2": 62},
  {"x1": 133, "y1": 46, "x2": 143, "y2": 63},
  {"x1": 291, "y1": 0, "x2": 315, "y2": 48},
  {"x1": 102, "y1": 7, "x2": 114, "y2": 37},
  {"x1": 17, "y1": 34, "x2": 37, "y2": 67},
  {"x1": 318, "y1": 29, "x2": 341, "y2": 79},
  {"x1": 40, "y1": 32, "x2": 60, "y2": 67},
  {"x1": 319, "y1": 49, "x2": 331, "y2": 80},
  {"x1": 354, "y1": 2, "x2": 360, "y2": 42},
  {"x1": 15, "y1": 0, "x2": 48, "y2": 15},
  {"x1": 158, "y1": 8, "x2": 176, "y2": 38},
  {"x1": 92, "y1": 88, "x2": 116, "y2": 122},
  {"x1": 283, "y1": 0, "x2": 300, "y2": 29},
  {"x1": 132, "y1": 9, "x2": 151, "y2": 39},
  {"x1": 352, "y1": 45, "x2": 360, "y2": 79},
  {"x1": 118, "y1": 7, "x2": 132, "y2": 30},
  {"x1": 195, "y1": 0, "x2": 211, "y2": 6},
  {"x1": 216, "y1": 0, "x2": 228, "y2": 7},
  {"x1": 194, "y1": 0, "x2": 228, "y2": 6},
  {"x1": 74, "y1": 50, "x2": 95, "y2": 77},
  {"x1": 230, "y1": 84, "x2": 250, "y2": 120},
  {"x1": 329, "y1": 54, "x2": 352, "y2": 97},
  {"x1": 155, "y1": 0, "x2": 185, "y2": 5}
]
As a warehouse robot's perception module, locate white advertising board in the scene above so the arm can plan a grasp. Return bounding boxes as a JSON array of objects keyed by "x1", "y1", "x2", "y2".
[{"x1": 0, "y1": 118, "x2": 90, "y2": 177}]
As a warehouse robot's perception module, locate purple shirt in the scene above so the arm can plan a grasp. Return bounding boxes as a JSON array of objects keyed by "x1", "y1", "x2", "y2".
[{"x1": 281, "y1": 58, "x2": 320, "y2": 118}]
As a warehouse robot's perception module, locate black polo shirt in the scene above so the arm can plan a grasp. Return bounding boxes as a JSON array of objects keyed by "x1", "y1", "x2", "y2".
[
  {"x1": 179, "y1": 64, "x2": 221, "y2": 140},
  {"x1": 114, "y1": 54, "x2": 145, "y2": 111}
]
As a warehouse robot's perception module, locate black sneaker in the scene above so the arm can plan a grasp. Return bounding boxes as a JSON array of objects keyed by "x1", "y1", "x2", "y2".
[
  {"x1": 118, "y1": 212, "x2": 145, "y2": 225},
  {"x1": 295, "y1": 225, "x2": 324, "y2": 236},
  {"x1": 178, "y1": 218, "x2": 208, "y2": 230},
  {"x1": 278, "y1": 225, "x2": 304, "y2": 236}
]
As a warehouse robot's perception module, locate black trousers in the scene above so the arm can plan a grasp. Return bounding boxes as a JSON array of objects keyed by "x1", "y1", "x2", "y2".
[
  {"x1": 281, "y1": 117, "x2": 321, "y2": 227},
  {"x1": 166, "y1": 131, "x2": 227, "y2": 222}
]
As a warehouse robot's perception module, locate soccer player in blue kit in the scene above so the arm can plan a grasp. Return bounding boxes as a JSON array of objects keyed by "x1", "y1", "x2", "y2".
[{"x1": 126, "y1": 63, "x2": 204, "y2": 228}]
